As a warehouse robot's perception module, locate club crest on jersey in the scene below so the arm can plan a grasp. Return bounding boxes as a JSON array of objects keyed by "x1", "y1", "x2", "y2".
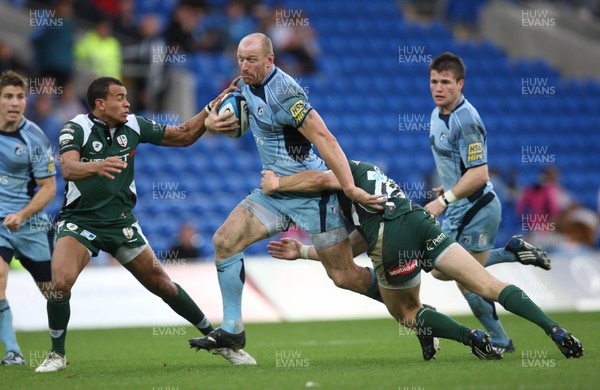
[
  {"x1": 439, "y1": 133, "x2": 447, "y2": 142},
  {"x1": 92, "y1": 141, "x2": 103, "y2": 152},
  {"x1": 66, "y1": 223, "x2": 78, "y2": 231},
  {"x1": 257, "y1": 104, "x2": 264, "y2": 116},
  {"x1": 123, "y1": 227, "x2": 134, "y2": 239},
  {"x1": 117, "y1": 135, "x2": 128, "y2": 147},
  {"x1": 14, "y1": 144, "x2": 24, "y2": 156}
]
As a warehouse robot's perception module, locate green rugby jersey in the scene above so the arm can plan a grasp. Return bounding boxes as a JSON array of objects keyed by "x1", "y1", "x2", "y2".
[
  {"x1": 58, "y1": 113, "x2": 164, "y2": 227},
  {"x1": 338, "y1": 160, "x2": 417, "y2": 252}
]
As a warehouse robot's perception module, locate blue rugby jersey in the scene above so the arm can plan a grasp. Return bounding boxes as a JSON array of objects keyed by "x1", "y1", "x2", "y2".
[
  {"x1": 0, "y1": 117, "x2": 56, "y2": 218},
  {"x1": 237, "y1": 66, "x2": 329, "y2": 176}
]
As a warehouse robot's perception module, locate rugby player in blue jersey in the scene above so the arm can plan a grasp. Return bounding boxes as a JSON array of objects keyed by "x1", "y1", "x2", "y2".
[
  {"x1": 0, "y1": 71, "x2": 56, "y2": 366},
  {"x1": 189, "y1": 33, "x2": 384, "y2": 360},
  {"x1": 424, "y1": 53, "x2": 552, "y2": 353}
]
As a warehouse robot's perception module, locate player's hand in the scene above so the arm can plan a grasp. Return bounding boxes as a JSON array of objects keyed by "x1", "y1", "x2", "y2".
[
  {"x1": 267, "y1": 237, "x2": 302, "y2": 260},
  {"x1": 344, "y1": 186, "x2": 385, "y2": 211},
  {"x1": 260, "y1": 170, "x2": 280, "y2": 195},
  {"x1": 204, "y1": 76, "x2": 242, "y2": 136},
  {"x1": 3, "y1": 213, "x2": 25, "y2": 231},
  {"x1": 97, "y1": 156, "x2": 127, "y2": 180},
  {"x1": 425, "y1": 198, "x2": 446, "y2": 218},
  {"x1": 432, "y1": 186, "x2": 444, "y2": 197}
]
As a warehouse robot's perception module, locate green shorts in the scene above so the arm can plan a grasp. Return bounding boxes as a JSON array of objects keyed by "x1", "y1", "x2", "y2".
[
  {"x1": 370, "y1": 209, "x2": 456, "y2": 289},
  {"x1": 57, "y1": 219, "x2": 148, "y2": 264}
]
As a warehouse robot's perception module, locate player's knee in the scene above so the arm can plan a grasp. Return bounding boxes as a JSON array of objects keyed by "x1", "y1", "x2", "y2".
[
  {"x1": 50, "y1": 275, "x2": 73, "y2": 297},
  {"x1": 213, "y1": 227, "x2": 242, "y2": 258},
  {"x1": 431, "y1": 269, "x2": 452, "y2": 281},
  {"x1": 328, "y1": 270, "x2": 359, "y2": 291}
]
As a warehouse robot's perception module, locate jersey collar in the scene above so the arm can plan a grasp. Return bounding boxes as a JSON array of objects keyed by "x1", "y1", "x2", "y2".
[{"x1": 87, "y1": 113, "x2": 109, "y2": 130}]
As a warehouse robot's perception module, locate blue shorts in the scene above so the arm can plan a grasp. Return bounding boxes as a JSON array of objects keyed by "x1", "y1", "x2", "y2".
[
  {"x1": 0, "y1": 216, "x2": 54, "y2": 281},
  {"x1": 239, "y1": 189, "x2": 348, "y2": 250},
  {"x1": 441, "y1": 191, "x2": 501, "y2": 252}
]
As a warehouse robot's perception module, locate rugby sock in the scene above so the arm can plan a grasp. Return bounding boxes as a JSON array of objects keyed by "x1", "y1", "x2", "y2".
[
  {"x1": 47, "y1": 298, "x2": 70, "y2": 356},
  {"x1": 464, "y1": 292, "x2": 511, "y2": 346},
  {"x1": 163, "y1": 283, "x2": 214, "y2": 335},
  {"x1": 415, "y1": 306, "x2": 471, "y2": 345},
  {"x1": 216, "y1": 253, "x2": 245, "y2": 334},
  {"x1": 0, "y1": 299, "x2": 21, "y2": 354},
  {"x1": 498, "y1": 285, "x2": 558, "y2": 334},
  {"x1": 361, "y1": 267, "x2": 383, "y2": 303},
  {"x1": 486, "y1": 248, "x2": 518, "y2": 266}
]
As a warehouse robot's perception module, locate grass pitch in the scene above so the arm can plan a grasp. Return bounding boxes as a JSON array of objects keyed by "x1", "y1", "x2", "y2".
[{"x1": 4, "y1": 311, "x2": 598, "y2": 390}]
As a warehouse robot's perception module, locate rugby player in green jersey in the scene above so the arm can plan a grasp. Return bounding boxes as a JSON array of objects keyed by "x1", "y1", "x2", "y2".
[
  {"x1": 35, "y1": 76, "x2": 256, "y2": 373},
  {"x1": 261, "y1": 161, "x2": 583, "y2": 360}
]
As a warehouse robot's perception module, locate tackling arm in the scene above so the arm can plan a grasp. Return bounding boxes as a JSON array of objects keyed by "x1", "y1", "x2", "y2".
[{"x1": 2, "y1": 176, "x2": 56, "y2": 231}]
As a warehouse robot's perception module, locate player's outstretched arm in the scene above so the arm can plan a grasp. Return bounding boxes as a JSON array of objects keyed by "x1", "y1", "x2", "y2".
[
  {"x1": 268, "y1": 230, "x2": 368, "y2": 262},
  {"x1": 260, "y1": 169, "x2": 340, "y2": 195},
  {"x1": 60, "y1": 150, "x2": 127, "y2": 181},
  {"x1": 161, "y1": 76, "x2": 241, "y2": 146}
]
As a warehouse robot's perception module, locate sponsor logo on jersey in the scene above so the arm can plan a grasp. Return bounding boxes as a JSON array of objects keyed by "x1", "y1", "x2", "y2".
[
  {"x1": 289, "y1": 100, "x2": 308, "y2": 123},
  {"x1": 467, "y1": 142, "x2": 483, "y2": 162},
  {"x1": 66, "y1": 222, "x2": 78, "y2": 231},
  {"x1": 425, "y1": 232, "x2": 446, "y2": 251},
  {"x1": 117, "y1": 134, "x2": 128, "y2": 147},
  {"x1": 14, "y1": 144, "x2": 24, "y2": 156},
  {"x1": 59, "y1": 133, "x2": 74, "y2": 147},
  {"x1": 388, "y1": 259, "x2": 418, "y2": 277},
  {"x1": 92, "y1": 141, "x2": 103, "y2": 152},
  {"x1": 123, "y1": 227, "x2": 134, "y2": 239},
  {"x1": 47, "y1": 155, "x2": 56, "y2": 173},
  {"x1": 479, "y1": 233, "x2": 488, "y2": 247},
  {"x1": 80, "y1": 229, "x2": 96, "y2": 240}
]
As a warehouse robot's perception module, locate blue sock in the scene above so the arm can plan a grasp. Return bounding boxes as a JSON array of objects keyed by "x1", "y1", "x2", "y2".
[
  {"x1": 216, "y1": 253, "x2": 245, "y2": 334},
  {"x1": 0, "y1": 299, "x2": 21, "y2": 354},
  {"x1": 463, "y1": 292, "x2": 511, "y2": 346},
  {"x1": 486, "y1": 248, "x2": 517, "y2": 267}
]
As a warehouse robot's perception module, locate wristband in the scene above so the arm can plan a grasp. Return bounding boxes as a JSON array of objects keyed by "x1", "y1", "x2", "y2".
[
  {"x1": 438, "y1": 195, "x2": 448, "y2": 207},
  {"x1": 443, "y1": 190, "x2": 458, "y2": 204},
  {"x1": 299, "y1": 245, "x2": 310, "y2": 259}
]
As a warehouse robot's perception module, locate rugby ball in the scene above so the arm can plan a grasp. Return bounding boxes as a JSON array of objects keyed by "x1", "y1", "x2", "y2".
[{"x1": 218, "y1": 91, "x2": 249, "y2": 138}]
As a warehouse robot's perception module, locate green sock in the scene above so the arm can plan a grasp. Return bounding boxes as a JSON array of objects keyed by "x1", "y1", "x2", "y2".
[
  {"x1": 498, "y1": 285, "x2": 558, "y2": 334},
  {"x1": 47, "y1": 298, "x2": 70, "y2": 356},
  {"x1": 416, "y1": 307, "x2": 471, "y2": 345},
  {"x1": 163, "y1": 283, "x2": 214, "y2": 335}
]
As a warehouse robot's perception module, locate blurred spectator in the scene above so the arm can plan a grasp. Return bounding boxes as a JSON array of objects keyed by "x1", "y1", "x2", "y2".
[
  {"x1": 122, "y1": 14, "x2": 168, "y2": 111},
  {"x1": 560, "y1": 207, "x2": 599, "y2": 249},
  {"x1": 53, "y1": 82, "x2": 86, "y2": 125},
  {"x1": 0, "y1": 41, "x2": 29, "y2": 75},
  {"x1": 224, "y1": 0, "x2": 258, "y2": 49},
  {"x1": 26, "y1": 94, "x2": 62, "y2": 149},
  {"x1": 168, "y1": 223, "x2": 205, "y2": 261},
  {"x1": 264, "y1": 4, "x2": 320, "y2": 74},
  {"x1": 164, "y1": 2, "x2": 206, "y2": 53},
  {"x1": 30, "y1": 0, "x2": 76, "y2": 87},
  {"x1": 111, "y1": 0, "x2": 141, "y2": 45},
  {"x1": 74, "y1": 16, "x2": 122, "y2": 79},
  {"x1": 516, "y1": 167, "x2": 572, "y2": 222}
]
